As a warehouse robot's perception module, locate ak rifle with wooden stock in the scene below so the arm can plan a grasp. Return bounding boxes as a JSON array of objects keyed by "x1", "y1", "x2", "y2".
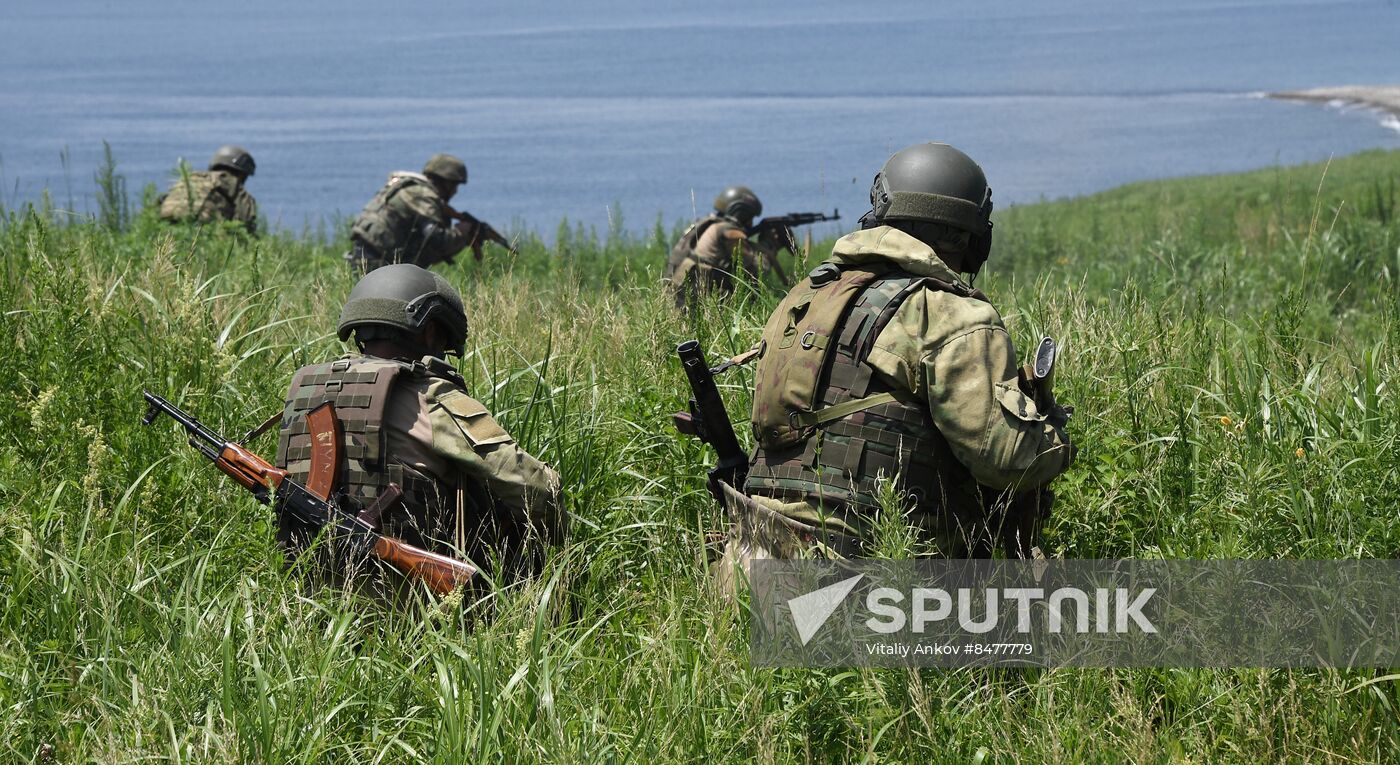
[
  {"x1": 445, "y1": 204, "x2": 518, "y2": 261},
  {"x1": 141, "y1": 391, "x2": 476, "y2": 595}
]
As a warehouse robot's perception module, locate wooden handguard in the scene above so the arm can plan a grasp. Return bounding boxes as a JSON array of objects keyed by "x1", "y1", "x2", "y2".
[
  {"x1": 216, "y1": 442, "x2": 288, "y2": 494},
  {"x1": 372, "y1": 537, "x2": 478, "y2": 595}
]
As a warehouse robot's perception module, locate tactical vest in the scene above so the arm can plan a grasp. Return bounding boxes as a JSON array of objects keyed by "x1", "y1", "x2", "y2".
[
  {"x1": 745, "y1": 264, "x2": 988, "y2": 531},
  {"x1": 349, "y1": 173, "x2": 438, "y2": 262},
  {"x1": 158, "y1": 170, "x2": 240, "y2": 223},
  {"x1": 274, "y1": 356, "x2": 451, "y2": 550},
  {"x1": 665, "y1": 215, "x2": 721, "y2": 280}
]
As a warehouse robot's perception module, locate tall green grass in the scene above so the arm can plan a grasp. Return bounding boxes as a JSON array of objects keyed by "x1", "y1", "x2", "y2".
[{"x1": 1, "y1": 150, "x2": 1398, "y2": 762}]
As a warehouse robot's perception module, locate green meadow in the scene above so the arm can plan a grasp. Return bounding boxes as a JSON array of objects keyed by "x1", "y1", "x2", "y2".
[{"x1": 2, "y1": 149, "x2": 1398, "y2": 763}]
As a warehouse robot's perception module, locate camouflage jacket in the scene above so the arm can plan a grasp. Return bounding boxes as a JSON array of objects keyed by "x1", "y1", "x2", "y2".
[
  {"x1": 384, "y1": 357, "x2": 566, "y2": 546},
  {"x1": 666, "y1": 215, "x2": 782, "y2": 301},
  {"x1": 350, "y1": 172, "x2": 473, "y2": 268},
  {"x1": 157, "y1": 169, "x2": 257, "y2": 234}
]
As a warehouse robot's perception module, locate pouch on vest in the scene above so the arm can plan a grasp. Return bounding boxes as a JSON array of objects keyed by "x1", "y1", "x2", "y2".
[
  {"x1": 439, "y1": 393, "x2": 513, "y2": 449},
  {"x1": 750, "y1": 262, "x2": 892, "y2": 450}
]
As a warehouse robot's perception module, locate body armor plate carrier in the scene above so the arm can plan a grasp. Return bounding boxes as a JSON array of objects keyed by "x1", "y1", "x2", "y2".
[
  {"x1": 275, "y1": 356, "x2": 451, "y2": 553},
  {"x1": 350, "y1": 173, "x2": 436, "y2": 265},
  {"x1": 745, "y1": 264, "x2": 988, "y2": 534}
]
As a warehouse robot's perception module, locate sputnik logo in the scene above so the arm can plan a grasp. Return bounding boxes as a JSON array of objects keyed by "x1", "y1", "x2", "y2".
[{"x1": 787, "y1": 574, "x2": 864, "y2": 645}]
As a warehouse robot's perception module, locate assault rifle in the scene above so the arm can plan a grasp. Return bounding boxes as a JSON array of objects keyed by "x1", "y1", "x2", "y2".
[
  {"x1": 751, "y1": 209, "x2": 840, "y2": 254},
  {"x1": 671, "y1": 340, "x2": 749, "y2": 504},
  {"x1": 141, "y1": 391, "x2": 476, "y2": 595},
  {"x1": 445, "y1": 205, "x2": 518, "y2": 261}
]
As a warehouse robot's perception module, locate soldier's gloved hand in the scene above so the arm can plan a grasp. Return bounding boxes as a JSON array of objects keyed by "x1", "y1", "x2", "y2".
[
  {"x1": 1047, "y1": 403, "x2": 1077, "y2": 468},
  {"x1": 452, "y1": 219, "x2": 473, "y2": 236},
  {"x1": 1048, "y1": 402, "x2": 1074, "y2": 427},
  {"x1": 761, "y1": 222, "x2": 795, "y2": 249}
]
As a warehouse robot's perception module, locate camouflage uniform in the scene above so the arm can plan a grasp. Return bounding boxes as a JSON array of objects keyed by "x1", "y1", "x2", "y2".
[
  {"x1": 157, "y1": 169, "x2": 258, "y2": 234},
  {"x1": 275, "y1": 353, "x2": 564, "y2": 597},
  {"x1": 348, "y1": 172, "x2": 476, "y2": 273},
  {"x1": 665, "y1": 215, "x2": 783, "y2": 308},
  {"x1": 719, "y1": 225, "x2": 1072, "y2": 592}
]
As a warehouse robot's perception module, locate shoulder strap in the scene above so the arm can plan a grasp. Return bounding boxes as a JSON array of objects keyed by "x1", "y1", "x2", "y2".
[
  {"x1": 686, "y1": 215, "x2": 724, "y2": 248},
  {"x1": 793, "y1": 271, "x2": 965, "y2": 427}
]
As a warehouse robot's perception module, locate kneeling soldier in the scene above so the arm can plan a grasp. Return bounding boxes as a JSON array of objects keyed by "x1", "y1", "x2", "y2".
[
  {"x1": 721, "y1": 143, "x2": 1074, "y2": 594},
  {"x1": 347, "y1": 154, "x2": 484, "y2": 273},
  {"x1": 157, "y1": 145, "x2": 258, "y2": 235},
  {"x1": 665, "y1": 185, "x2": 787, "y2": 310},
  {"x1": 275, "y1": 264, "x2": 566, "y2": 598}
]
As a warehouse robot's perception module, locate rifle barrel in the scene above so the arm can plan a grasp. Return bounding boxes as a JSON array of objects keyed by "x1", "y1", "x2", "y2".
[{"x1": 144, "y1": 391, "x2": 225, "y2": 448}]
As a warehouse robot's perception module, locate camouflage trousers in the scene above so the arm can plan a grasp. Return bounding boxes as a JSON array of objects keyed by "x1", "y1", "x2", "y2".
[
  {"x1": 715, "y1": 482, "x2": 1053, "y2": 599},
  {"x1": 715, "y1": 482, "x2": 863, "y2": 600}
]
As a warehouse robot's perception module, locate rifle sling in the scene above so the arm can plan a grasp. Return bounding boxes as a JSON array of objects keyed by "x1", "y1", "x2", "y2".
[
  {"x1": 241, "y1": 411, "x2": 284, "y2": 444},
  {"x1": 711, "y1": 345, "x2": 762, "y2": 375}
]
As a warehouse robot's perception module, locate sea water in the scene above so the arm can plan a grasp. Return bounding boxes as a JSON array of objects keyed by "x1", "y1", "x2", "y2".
[{"x1": 1, "y1": 0, "x2": 1397, "y2": 236}]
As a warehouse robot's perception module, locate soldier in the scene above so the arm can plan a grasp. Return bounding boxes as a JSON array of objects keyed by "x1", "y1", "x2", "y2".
[
  {"x1": 719, "y1": 142, "x2": 1074, "y2": 591},
  {"x1": 157, "y1": 145, "x2": 258, "y2": 235},
  {"x1": 665, "y1": 186, "x2": 788, "y2": 310},
  {"x1": 275, "y1": 264, "x2": 566, "y2": 598},
  {"x1": 347, "y1": 154, "x2": 498, "y2": 274}
]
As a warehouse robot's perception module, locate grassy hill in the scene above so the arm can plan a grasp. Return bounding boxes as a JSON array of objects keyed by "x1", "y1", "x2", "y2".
[{"x1": 2, "y1": 149, "x2": 1398, "y2": 763}]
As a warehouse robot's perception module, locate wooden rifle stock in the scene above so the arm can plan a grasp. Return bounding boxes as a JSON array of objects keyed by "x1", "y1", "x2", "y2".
[{"x1": 371, "y1": 537, "x2": 476, "y2": 596}]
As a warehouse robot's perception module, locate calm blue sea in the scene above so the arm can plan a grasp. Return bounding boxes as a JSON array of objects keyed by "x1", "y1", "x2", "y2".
[{"x1": 2, "y1": 0, "x2": 1398, "y2": 236}]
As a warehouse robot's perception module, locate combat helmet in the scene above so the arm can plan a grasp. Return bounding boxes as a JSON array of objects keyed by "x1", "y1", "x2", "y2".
[
  {"x1": 713, "y1": 186, "x2": 762, "y2": 225},
  {"x1": 338, "y1": 264, "x2": 469, "y2": 356},
  {"x1": 864, "y1": 142, "x2": 994, "y2": 272},
  {"x1": 423, "y1": 154, "x2": 468, "y2": 185},
  {"x1": 209, "y1": 145, "x2": 256, "y2": 177}
]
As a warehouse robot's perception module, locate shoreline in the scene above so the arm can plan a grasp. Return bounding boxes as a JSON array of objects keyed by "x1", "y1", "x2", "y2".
[{"x1": 1269, "y1": 85, "x2": 1400, "y2": 118}]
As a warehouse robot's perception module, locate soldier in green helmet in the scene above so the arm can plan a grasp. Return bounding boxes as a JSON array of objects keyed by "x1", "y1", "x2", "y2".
[
  {"x1": 157, "y1": 145, "x2": 258, "y2": 235},
  {"x1": 718, "y1": 142, "x2": 1074, "y2": 594},
  {"x1": 665, "y1": 185, "x2": 788, "y2": 310},
  {"x1": 275, "y1": 264, "x2": 566, "y2": 598},
  {"x1": 347, "y1": 154, "x2": 504, "y2": 274}
]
